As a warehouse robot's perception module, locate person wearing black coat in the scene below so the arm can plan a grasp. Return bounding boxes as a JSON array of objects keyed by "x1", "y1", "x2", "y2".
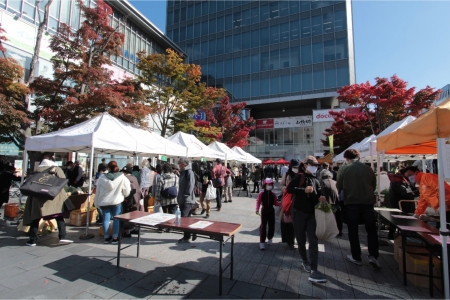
[{"x1": 0, "y1": 166, "x2": 21, "y2": 208}]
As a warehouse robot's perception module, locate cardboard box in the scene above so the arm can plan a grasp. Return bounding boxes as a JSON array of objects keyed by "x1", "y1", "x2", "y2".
[
  {"x1": 398, "y1": 250, "x2": 442, "y2": 288},
  {"x1": 69, "y1": 208, "x2": 98, "y2": 226},
  {"x1": 393, "y1": 234, "x2": 426, "y2": 262}
]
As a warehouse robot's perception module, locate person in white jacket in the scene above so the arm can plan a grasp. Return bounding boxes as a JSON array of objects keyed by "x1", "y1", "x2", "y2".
[{"x1": 95, "y1": 161, "x2": 131, "y2": 244}]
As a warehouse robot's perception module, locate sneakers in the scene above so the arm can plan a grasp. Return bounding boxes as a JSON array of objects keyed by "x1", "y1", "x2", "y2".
[
  {"x1": 368, "y1": 256, "x2": 381, "y2": 269},
  {"x1": 200, "y1": 209, "x2": 206, "y2": 215},
  {"x1": 259, "y1": 243, "x2": 265, "y2": 250},
  {"x1": 204, "y1": 214, "x2": 210, "y2": 219},
  {"x1": 308, "y1": 270, "x2": 328, "y2": 283},
  {"x1": 178, "y1": 238, "x2": 190, "y2": 243},
  {"x1": 104, "y1": 236, "x2": 113, "y2": 244},
  {"x1": 302, "y1": 261, "x2": 312, "y2": 273},
  {"x1": 111, "y1": 238, "x2": 119, "y2": 245},
  {"x1": 192, "y1": 234, "x2": 197, "y2": 241},
  {"x1": 223, "y1": 200, "x2": 228, "y2": 203},
  {"x1": 59, "y1": 239, "x2": 73, "y2": 244},
  {"x1": 267, "y1": 239, "x2": 272, "y2": 246},
  {"x1": 26, "y1": 240, "x2": 36, "y2": 247},
  {"x1": 346, "y1": 254, "x2": 362, "y2": 266}
]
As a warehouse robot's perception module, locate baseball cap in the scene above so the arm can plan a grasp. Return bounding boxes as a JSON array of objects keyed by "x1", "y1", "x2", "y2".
[
  {"x1": 303, "y1": 155, "x2": 319, "y2": 166},
  {"x1": 122, "y1": 166, "x2": 133, "y2": 173}
]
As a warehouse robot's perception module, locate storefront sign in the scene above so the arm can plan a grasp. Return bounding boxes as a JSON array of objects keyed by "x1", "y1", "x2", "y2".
[
  {"x1": 256, "y1": 119, "x2": 274, "y2": 129},
  {"x1": 313, "y1": 109, "x2": 345, "y2": 123}
]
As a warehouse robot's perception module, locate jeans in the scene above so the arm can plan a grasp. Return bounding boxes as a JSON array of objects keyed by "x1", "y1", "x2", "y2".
[
  {"x1": 292, "y1": 208, "x2": 319, "y2": 271},
  {"x1": 224, "y1": 186, "x2": 232, "y2": 201},
  {"x1": 260, "y1": 208, "x2": 275, "y2": 243},
  {"x1": 101, "y1": 204, "x2": 122, "y2": 239},
  {"x1": 216, "y1": 186, "x2": 223, "y2": 209},
  {"x1": 29, "y1": 216, "x2": 66, "y2": 243},
  {"x1": 200, "y1": 192, "x2": 210, "y2": 214},
  {"x1": 346, "y1": 204, "x2": 379, "y2": 260},
  {"x1": 180, "y1": 202, "x2": 194, "y2": 239}
]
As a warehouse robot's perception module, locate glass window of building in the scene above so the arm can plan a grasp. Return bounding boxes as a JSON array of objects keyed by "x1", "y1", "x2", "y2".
[
  {"x1": 251, "y1": 53, "x2": 260, "y2": 73},
  {"x1": 280, "y1": 23, "x2": 289, "y2": 43},
  {"x1": 216, "y1": 37, "x2": 224, "y2": 55},
  {"x1": 251, "y1": 29, "x2": 259, "y2": 48},
  {"x1": 233, "y1": 11, "x2": 242, "y2": 28},
  {"x1": 301, "y1": 18, "x2": 311, "y2": 38},
  {"x1": 224, "y1": 59, "x2": 232, "y2": 77},
  {"x1": 202, "y1": 20, "x2": 208, "y2": 35},
  {"x1": 279, "y1": 1, "x2": 289, "y2": 17},
  {"x1": 194, "y1": 3, "x2": 201, "y2": 18},
  {"x1": 233, "y1": 81, "x2": 242, "y2": 99},
  {"x1": 270, "y1": 24, "x2": 280, "y2": 44},
  {"x1": 225, "y1": 35, "x2": 232, "y2": 53},
  {"x1": 187, "y1": 5, "x2": 194, "y2": 20},
  {"x1": 216, "y1": 60, "x2": 224, "y2": 79},
  {"x1": 242, "y1": 31, "x2": 251, "y2": 50},
  {"x1": 187, "y1": 24, "x2": 193, "y2": 40},
  {"x1": 251, "y1": 6, "x2": 259, "y2": 24},
  {"x1": 23, "y1": 2, "x2": 36, "y2": 21},
  {"x1": 300, "y1": 1, "x2": 310, "y2": 12},
  {"x1": 201, "y1": 41, "x2": 208, "y2": 58},
  {"x1": 325, "y1": 68, "x2": 336, "y2": 88},
  {"x1": 311, "y1": 0, "x2": 324, "y2": 10},
  {"x1": 281, "y1": 74, "x2": 290, "y2": 94},
  {"x1": 269, "y1": 50, "x2": 279, "y2": 70},
  {"x1": 290, "y1": 46, "x2": 300, "y2": 66},
  {"x1": 313, "y1": 70, "x2": 324, "y2": 90},
  {"x1": 302, "y1": 71, "x2": 313, "y2": 91},
  {"x1": 217, "y1": 0, "x2": 224, "y2": 11},
  {"x1": 242, "y1": 55, "x2": 251, "y2": 75},
  {"x1": 194, "y1": 22, "x2": 201, "y2": 38},
  {"x1": 168, "y1": 0, "x2": 174, "y2": 7},
  {"x1": 334, "y1": 10, "x2": 347, "y2": 31},
  {"x1": 280, "y1": 48, "x2": 290, "y2": 68},
  {"x1": 49, "y1": 0, "x2": 60, "y2": 18},
  {"x1": 174, "y1": 9, "x2": 179, "y2": 24},
  {"x1": 271, "y1": 76, "x2": 280, "y2": 95},
  {"x1": 251, "y1": 78, "x2": 260, "y2": 97},
  {"x1": 335, "y1": 37, "x2": 348, "y2": 59},
  {"x1": 269, "y1": 2, "x2": 279, "y2": 19},
  {"x1": 209, "y1": 1, "x2": 216, "y2": 13},
  {"x1": 337, "y1": 66, "x2": 349, "y2": 86},
  {"x1": 180, "y1": 7, "x2": 186, "y2": 22},
  {"x1": 233, "y1": 57, "x2": 241, "y2": 76},
  {"x1": 208, "y1": 62, "x2": 215, "y2": 78},
  {"x1": 201, "y1": 1, "x2": 208, "y2": 16},
  {"x1": 301, "y1": 44, "x2": 312, "y2": 65},
  {"x1": 224, "y1": 82, "x2": 232, "y2": 95},
  {"x1": 173, "y1": 28, "x2": 179, "y2": 42},
  {"x1": 209, "y1": 39, "x2": 216, "y2": 56},
  {"x1": 260, "y1": 4, "x2": 269, "y2": 21},
  {"x1": 225, "y1": 14, "x2": 233, "y2": 30},
  {"x1": 180, "y1": 27, "x2": 186, "y2": 41},
  {"x1": 8, "y1": 0, "x2": 21, "y2": 11},
  {"x1": 60, "y1": 0, "x2": 70, "y2": 23},
  {"x1": 291, "y1": 73, "x2": 301, "y2": 92},
  {"x1": 323, "y1": 12, "x2": 334, "y2": 33},
  {"x1": 242, "y1": 9, "x2": 251, "y2": 26},
  {"x1": 217, "y1": 16, "x2": 224, "y2": 32},
  {"x1": 324, "y1": 40, "x2": 335, "y2": 61},
  {"x1": 260, "y1": 27, "x2": 269, "y2": 46},
  {"x1": 290, "y1": 0, "x2": 299, "y2": 14},
  {"x1": 233, "y1": 33, "x2": 241, "y2": 52},
  {"x1": 290, "y1": 20, "x2": 299, "y2": 40},
  {"x1": 210, "y1": 18, "x2": 217, "y2": 34},
  {"x1": 193, "y1": 43, "x2": 201, "y2": 60},
  {"x1": 311, "y1": 15, "x2": 322, "y2": 36},
  {"x1": 261, "y1": 78, "x2": 270, "y2": 96},
  {"x1": 233, "y1": 1, "x2": 241, "y2": 8},
  {"x1": 242, "y1": 80, "x2": 250, "y2": 98},
  {"x1": 167, "y1": 11, "x2": 174, "y2": 26},
  {"x1": 312, "y1": 42, "x2": 323, "y2": 63}
]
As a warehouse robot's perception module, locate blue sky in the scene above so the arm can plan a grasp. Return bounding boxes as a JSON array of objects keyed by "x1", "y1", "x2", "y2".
[{"x1": 129, "y1": 0, "x2": 450, "y2": 91}]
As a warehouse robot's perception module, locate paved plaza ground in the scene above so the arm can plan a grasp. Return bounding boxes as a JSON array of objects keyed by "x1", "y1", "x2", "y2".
[{"x1": 0, "y1": 183, "x2": 443, "y2": 299}]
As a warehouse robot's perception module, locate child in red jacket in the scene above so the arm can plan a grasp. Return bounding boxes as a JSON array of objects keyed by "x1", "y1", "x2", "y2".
[{"x1": 256, "y1": 178, "x2": 280, "y2": 250}]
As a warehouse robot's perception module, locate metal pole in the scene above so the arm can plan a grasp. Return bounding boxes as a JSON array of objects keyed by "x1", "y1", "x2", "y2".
[
  {"x1": 80, "y1": 146, "x2": 95, "y2": 239},
  {"x1": 421, "y1": 158, "x2": 426, "y2": 173},
  {"x1": 436, "y1": 138, "x2": 449, "y2": 299}
]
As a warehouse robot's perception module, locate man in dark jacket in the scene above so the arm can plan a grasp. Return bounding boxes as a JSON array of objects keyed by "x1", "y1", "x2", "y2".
[
  {"x1": 320, "y1": 171, "x2": 342, "y2": 236},
  {"x1": 66, "y1": 160, "x2": 84, "y2": 188},
  {"x1": 251, "y1": 165, "x2": 262, "y2": 193},
  {"x1": 177, "y1": 158, "x2": 196, "y2": 243},
  {"x1": 241, "y1": 164, "x2": 249, "y2": 191},
  {"x1": 287, "y1": 156, "x2": 327, "y2": 284},
  {"x1": 0, "y1": 166, "x2": 21, "y2": 209},
  {"x1": 337, "y1": 149, "x2": 380, "y2": 269}
]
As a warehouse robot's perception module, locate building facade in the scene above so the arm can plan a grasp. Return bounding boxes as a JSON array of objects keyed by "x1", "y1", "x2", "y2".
[{"x1": 167, "y1": 0, "x2": 356, "y2": 160}]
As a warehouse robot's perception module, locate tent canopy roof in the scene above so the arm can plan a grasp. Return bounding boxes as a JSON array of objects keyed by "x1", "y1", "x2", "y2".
[
  {"x1": 208, "y1": 141, "x2": 246, "y2": 161},
  {"x1": 167, "y1": 132, "x2": 225, "y2": 160},
  {"x1": 231, "y1": 146, "x2": 261, "y2": 164}
]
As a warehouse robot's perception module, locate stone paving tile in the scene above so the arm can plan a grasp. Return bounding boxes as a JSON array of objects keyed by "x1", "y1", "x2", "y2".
[
  {"x1": 248, "y1": 263, "x2": 269, "y2": 286},
  {"x1": 0, "y1": 277, "x2": 61, "y2": 299},
  {"x1": 262, "y1": 287, "x2": 299, "y2": 299},
  {"x1": 236, "y1": 261, "x2": 260, "y2": 282},
  {"x1": 259, "y1": 265, "x2": 279, "y2": 288},
  {"x1": 229, "y1": 281, "x2": 266, "y2": 299},
  {"x1": 0, "y1": 251, "x2": 38, "y2": 270},
  {"x1": 0, "y1": 265, "x2": 57, "y2": 289},
  {"x1": 72, "y1": 291, "x2": 105, "y2": 299}
]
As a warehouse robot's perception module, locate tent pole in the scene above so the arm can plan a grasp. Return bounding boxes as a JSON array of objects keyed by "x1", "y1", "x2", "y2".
[
  {"x1": 13, "y1": 150, "x2": 28, "y2": 225},
  {"x1": 421, "y1": 158, "x2": 426, "y2": 173},
  {"x1": 436, "y1": 138, "x2": 449, "y2": 298},
  {"x1": 80, "y1": 146, "x2": 95, "y2": 240}
]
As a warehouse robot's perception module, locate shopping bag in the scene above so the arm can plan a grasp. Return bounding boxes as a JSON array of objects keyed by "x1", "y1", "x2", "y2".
[
  {"x1": 315, "y1": 203, "x2": 339, "y2": 241},
  {"x1": 281, "y1": 190, "x2": 293, "y2": 214},
  {"x1": 205, "y1": 183, "x2": 216, "y2": 200},
  {"x1": 20, "y1": 167, "x2": 68, "y2": 200}
]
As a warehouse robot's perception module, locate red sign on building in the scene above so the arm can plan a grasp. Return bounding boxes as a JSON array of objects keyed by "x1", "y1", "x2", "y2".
[{"x1": 256, "y1": 119, "x2": 274, "y2": 129}]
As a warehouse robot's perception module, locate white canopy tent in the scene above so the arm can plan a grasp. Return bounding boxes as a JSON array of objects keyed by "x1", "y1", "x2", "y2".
[
  {"x1": 167, "y1": 132, "x2": 225, "y2": 160},
  {"x1": 231, "y1": 146, "x2": 261, "y2": 164},
  {"x1": 332, "y1": 138, "x2": 371, "y2": 163},
  {"x1": 208, "y1": 141, "x2": 246, "y2": 162},
  {"x1": 23, "y1": 112, "x2": 188, "y2": 238}
]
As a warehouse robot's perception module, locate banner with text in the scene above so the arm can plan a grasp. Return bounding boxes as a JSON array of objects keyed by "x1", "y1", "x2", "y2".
[{"x1": 256, "y1": 117, "x2": 312, "y2": 129}]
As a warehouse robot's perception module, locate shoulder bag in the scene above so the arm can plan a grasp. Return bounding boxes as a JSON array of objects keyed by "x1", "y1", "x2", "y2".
[{"x1": 20, "y1": 167, "x2": 68, "y2": 200}]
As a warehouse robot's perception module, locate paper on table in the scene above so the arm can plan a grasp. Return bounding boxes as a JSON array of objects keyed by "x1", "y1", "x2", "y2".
[
  {"x1": 398, "y1": 225, "x2": 431, "y2": 233},
  {"x1": 130, "y1": 213, "x2": 175, "y2": 226},
  {"x1": 188, "y1": 221, "x2": 213, "y2": 229},
  {"x1": 391, "y1": 215, "x2": 417, "y2": 220},
  {"x1": 429, "y1": 235, "x2": 450, "y2": 244}
]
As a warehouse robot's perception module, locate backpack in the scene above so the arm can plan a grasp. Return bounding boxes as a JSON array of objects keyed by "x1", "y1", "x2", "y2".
[
  {"x1": 160, "y1": 174, "x2": 178, "y2": 199},
  {"x1": 212, "y1": 166, "x2": 225, "y2": 188}
]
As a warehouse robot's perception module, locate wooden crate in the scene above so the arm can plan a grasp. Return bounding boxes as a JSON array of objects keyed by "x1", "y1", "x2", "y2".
[
  {"x1": 4, "y1": 203, "x2": 19, "y2": 218},
  {"x1": 69, "y1": 208, "x2": 98, "y2": 226}
]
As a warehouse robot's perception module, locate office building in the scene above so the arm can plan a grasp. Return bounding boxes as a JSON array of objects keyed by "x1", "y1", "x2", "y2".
[{"x1": 167, "y1": 0, "x2": 356, "y2": 159}]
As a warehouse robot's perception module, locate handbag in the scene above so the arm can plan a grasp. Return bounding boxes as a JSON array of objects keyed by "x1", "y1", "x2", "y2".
[
  {"x1": 205, "y1": 182, "x2": 216, "y2": 200},
  {"x1": 20, "y1": 167, "x2": 68, "y2": 200},
  {"x1": 194, "y1": 181, "x2": 202, "y2": 197},
  {"x1": 160, "y1": 175, "x2": 178, "y2": 199},
  {"x1": 281, "y1": 190, "x2": 293, "y2": 214}
]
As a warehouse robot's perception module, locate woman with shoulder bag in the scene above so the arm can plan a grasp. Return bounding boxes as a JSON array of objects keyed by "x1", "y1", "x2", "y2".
[{"x1": 155, "y1": 164, "x2": 179, "y2": 214}]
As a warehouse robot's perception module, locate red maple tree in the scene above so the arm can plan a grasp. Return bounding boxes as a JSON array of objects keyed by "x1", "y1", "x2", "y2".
[
  {"x1": 323, "y1": 75, "x2": 441, "y2": 154},
  {"x1": 31, "y1": 0, "x2": 150, "y2": 131},
  {"x1": 196, "y1": 96, "x2": 254, "y2": 148}
]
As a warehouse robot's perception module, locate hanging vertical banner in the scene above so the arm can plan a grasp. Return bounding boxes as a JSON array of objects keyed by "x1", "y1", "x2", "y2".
[{"x1": 329, "y1": 135, "x2": 334, "y2": 157}]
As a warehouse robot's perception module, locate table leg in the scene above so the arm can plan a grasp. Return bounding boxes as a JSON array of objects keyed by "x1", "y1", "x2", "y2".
[
  {"x1": 137, "y1": 225, "x2": 140, "y2": 258},
  {"x1": 117, "y1": 220, "x2": 122, "y2": 267},
  {"x1": 402, "y1": 235, "x2": 407, "y2": 286},
  {"x1": 429, "y1": 250, "x2": 433, "y2": 297},
  {"x1": 219, "y1": 238, "x2": 223, "y2": 296},
  {"x1": 230, "y1": 235, "x2": 234, "y2": 280}
]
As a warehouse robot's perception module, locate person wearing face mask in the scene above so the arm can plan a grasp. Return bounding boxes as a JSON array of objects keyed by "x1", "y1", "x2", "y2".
[
  {"x1": 336, "y1": 149, "x2": 380, "y2": 269},
  {"x1": 255, "y1": 178, "x2": 280, "y2": 250},
  {"x1": 287, "y1": 156, "x2": 328, "y2": 283},
  {"x1": 403, "y1": 166, "x2": 450, "y2": 224}
]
